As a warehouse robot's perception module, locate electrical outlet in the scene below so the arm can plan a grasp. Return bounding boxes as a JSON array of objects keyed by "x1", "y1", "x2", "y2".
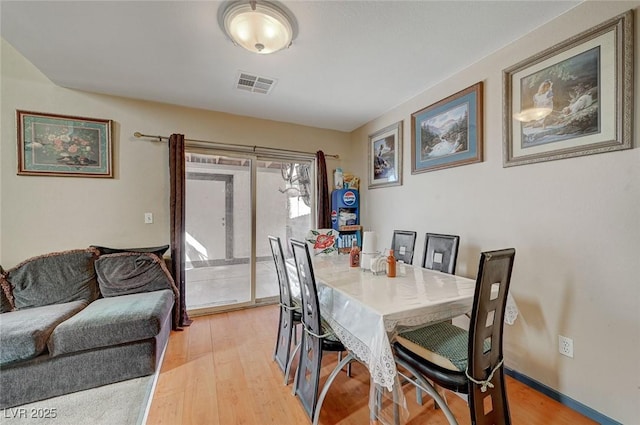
[
  {"x1": 558, "y1": 335, "x2": 574, "y2": 358},
  {"x1": 144, "y1": 212, "x2": 153, "y2": 224}
]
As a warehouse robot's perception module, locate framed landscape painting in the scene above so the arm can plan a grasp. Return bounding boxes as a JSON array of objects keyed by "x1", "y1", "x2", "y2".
[
  {"x1": 411, "y1": 82, "x2": 483, "y2": 174},
  {"x1": 503, "y1": 11, "x2": 633, "y2": 167},
  {"x1": 17, "y1": 110, "x2": 113, "y2": 177},
  {"x1": 368, "y1": 121, "x2": 402, "y2": 189}
]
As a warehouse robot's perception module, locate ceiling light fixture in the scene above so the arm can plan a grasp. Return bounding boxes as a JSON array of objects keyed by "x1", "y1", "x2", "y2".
[{"x1": 219, "y1": 0, "x2": 297, "y2": 55}]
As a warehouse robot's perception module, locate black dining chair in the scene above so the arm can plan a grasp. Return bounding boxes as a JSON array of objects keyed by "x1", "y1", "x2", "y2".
[
  {"x1": 268, "y1": 236, "x2": 302, "y2": 385},
  {"x1": 412, "y1": 233, "x2": 461, "y2": 405},
  {"x1": 394, "y1": 248, "x2": 516, "y2": 425},
  {"x1": 290, "y1": 239, "x2": 355, "y2": 425},
  {"x1": 390, "y1": 230, "x2": 417, "y2": 265},
  {"x1": 421, "y1": 233, "x2": 460, "y2": 274}
]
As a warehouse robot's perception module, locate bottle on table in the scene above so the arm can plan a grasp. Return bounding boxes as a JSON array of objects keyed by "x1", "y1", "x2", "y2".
[
  {"x1": 387, "y1": 249, "x2": 396, "y2": 277},
  {"x1": 349, "y1": 239, "x2": 360, "y2": 268},
  {"x1": 334, "y1": 168, "x2": 344, "y2": 190}
]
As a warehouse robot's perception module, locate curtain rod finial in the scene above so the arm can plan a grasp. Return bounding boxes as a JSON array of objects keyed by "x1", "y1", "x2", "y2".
[{"x1": 134, "y1": 132, "x2": 142, "y2": 138}]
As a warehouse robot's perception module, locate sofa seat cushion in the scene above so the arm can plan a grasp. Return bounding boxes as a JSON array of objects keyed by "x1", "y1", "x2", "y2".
[
  {"x1": 0, "y1": 301, "x2": 87, "y2": 366},
  {"x1": 48, "y1": 289, "x2": 174, "y2": 357}
]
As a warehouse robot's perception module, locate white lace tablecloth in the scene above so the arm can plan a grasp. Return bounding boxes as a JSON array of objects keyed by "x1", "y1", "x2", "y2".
[
  {"x1": 287, "y1": 256, "x2": 519, "y2": 423},
  {"x1": 287, "y1": 256, "x2": 518, "y2": 389}
]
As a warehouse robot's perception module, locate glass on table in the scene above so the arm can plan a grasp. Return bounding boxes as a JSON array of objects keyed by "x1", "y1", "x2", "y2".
[{"x1": 397, "y1": 260, "x2": 407, "y2": 276}]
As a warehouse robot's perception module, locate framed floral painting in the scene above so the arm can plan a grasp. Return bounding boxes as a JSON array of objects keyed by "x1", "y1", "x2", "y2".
[{"x1": 17, "y1": 110, "x2": 113, "y2": 177}]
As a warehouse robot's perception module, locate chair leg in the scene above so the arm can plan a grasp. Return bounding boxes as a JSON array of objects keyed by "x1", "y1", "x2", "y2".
[
  {"x1": 274, "y1": 310, "x2": 295, "y2": 377},
  {"x1": 395, "y1": 357, "x2": 459, "y2": 425},
  {"x1": 436, "y1": 384, "x2": 447, "y2": 409},
  {"x1": 371, "y1": 383, "x2": 402, "y2": 425},
  {"x1": 423, "y1": 383, "x2": 446, "y2": 410},
  {"x1": 372, "y1": 387, "x2": 382, "y2": 422},
  {"x1": 397, "y1": 367, "x2": 423, "y2": 405},
  {"x1": 337, "y1": 351, "x2": 352, "y2": 377},
  {"x1": 392, "y1": 380, "x2": 401, "y2": 425},
  {"x1": 414, "y1": 381, "x2": 444, "y2": 409},
  {"x1": 285, "y1": 340, "x2": 301, "y2": 386},
  {"x1": 312, "y1": 352, "x2": 355, "y2": 425}
]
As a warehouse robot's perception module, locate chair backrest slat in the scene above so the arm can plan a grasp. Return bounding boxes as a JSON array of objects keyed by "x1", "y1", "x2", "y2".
[
  {"x1": 268, "y1": 236, "x2": 294, "y2": 308},
  {"x1": 290, "y1": 238, "x2": 324, "y2": 419},
  {"x1": 422, "y1": 233, "x2": 460, "y2": 274},
  {"x1": 391, "y1": 230, "x2": 417, "y2": 265},
  {"x1": 290, "y1": 239, "x2": 322, "y2": 338},
  {"x1": 467, "y1": 248, "x2": 515, "y2": 425}
]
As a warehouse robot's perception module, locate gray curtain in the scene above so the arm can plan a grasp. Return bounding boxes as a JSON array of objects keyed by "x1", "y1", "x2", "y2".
[
  {"x1": 169, "y1": 134, "x2": 192, "y2": 329},
  {"x1": 316, "y1": 151, "x2": 331, "y2": 228}
]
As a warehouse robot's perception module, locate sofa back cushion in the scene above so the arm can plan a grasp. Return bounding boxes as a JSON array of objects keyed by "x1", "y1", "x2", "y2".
[
  {"x1": 1, "y1": 265, "x2": 14, "y2": 312},
  {"x1": 91, "y1": 244, "x2": 169, "y2": 258},
  {"x1": 95, "y1": 252, "x2": 178, "y2": 297},
  {"x1": 6, "y1": 249, "x2": 100, "y2": 310},
  {"x1": 0, "y1": 288, "x2": 11, "y2": 313}
]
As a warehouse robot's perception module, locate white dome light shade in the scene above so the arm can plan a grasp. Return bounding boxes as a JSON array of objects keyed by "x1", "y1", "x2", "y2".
[{"x1": 222, "y1": 1, "x2": 295, "y2": 54}]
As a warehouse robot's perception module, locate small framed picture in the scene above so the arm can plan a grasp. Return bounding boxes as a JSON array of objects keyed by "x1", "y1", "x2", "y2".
[
  {"x1": 411, "y1": 82, "x2": 483, "y2": 174},
  {"x1": 368, "y1": 121, "x2": 402, "y2": 189},
  {"x1": 17, "y1": 110, "x2": 113, "y2": 177},
  {"x1": 503, "y1": 11, "x2": 633, "y2": 167}
]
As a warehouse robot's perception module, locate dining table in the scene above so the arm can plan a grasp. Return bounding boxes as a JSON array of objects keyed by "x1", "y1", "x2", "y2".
[{"x1": 286, "y1": 253, "x2": 518, "y2": 424}]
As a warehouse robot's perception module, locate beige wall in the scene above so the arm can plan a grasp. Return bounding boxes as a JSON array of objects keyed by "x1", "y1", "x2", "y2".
[
  {"x1": 2, "y1": 1, "x2": 639, "y2": 422},
  {"x1": 0, "y1": 39, "x2": 349, "y2": 267},
  {"x1": 349, "y1": 2, "x2": 639, "y2": 423}
]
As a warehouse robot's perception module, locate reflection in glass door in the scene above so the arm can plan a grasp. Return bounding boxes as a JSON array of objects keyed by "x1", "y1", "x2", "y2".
[
  {"x1": 256, "y1": 161, "x2": 314, "y2": 298},
  {"x1": 184, "y1": 151, "x2": 314, "y2": 314}
]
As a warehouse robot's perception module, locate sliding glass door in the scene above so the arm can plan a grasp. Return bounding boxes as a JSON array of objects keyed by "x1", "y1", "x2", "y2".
[
  {"x1": 184, "y1": 150, "x2": 314, "y2": 314},
  {"x1": 255, "y1": 161, "x2": 313, "y2": 298}
]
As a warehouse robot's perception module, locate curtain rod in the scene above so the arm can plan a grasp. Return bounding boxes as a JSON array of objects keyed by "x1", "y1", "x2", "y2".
[{"x1": 133, "y1": 132, "x2": 339, "y2": 159}]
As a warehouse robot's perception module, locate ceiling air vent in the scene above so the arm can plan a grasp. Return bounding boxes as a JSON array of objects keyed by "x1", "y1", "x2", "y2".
[{"x1": 236, "y1": 72, "x2": 277, "y2": 94}]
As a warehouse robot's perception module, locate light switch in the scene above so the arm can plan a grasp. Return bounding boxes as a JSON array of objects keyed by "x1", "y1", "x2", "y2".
[{"x1": 144, "y1": 213, "x2": 153, "y2": 224}]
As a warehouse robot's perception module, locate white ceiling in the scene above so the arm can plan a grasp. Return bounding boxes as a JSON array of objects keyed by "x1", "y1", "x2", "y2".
[{"x1": 1, "y1": 1, "x2": 581, "y2": 132}]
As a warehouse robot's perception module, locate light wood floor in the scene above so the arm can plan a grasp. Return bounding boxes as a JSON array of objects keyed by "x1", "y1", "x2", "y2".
[{"x1": 146, "y1": 305, "x2": 597, "y2": 425}]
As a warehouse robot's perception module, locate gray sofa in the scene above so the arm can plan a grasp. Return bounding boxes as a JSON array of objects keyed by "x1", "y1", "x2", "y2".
[{"x1": 0, "y1": 247, "x2": 178, "y2": 409}]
